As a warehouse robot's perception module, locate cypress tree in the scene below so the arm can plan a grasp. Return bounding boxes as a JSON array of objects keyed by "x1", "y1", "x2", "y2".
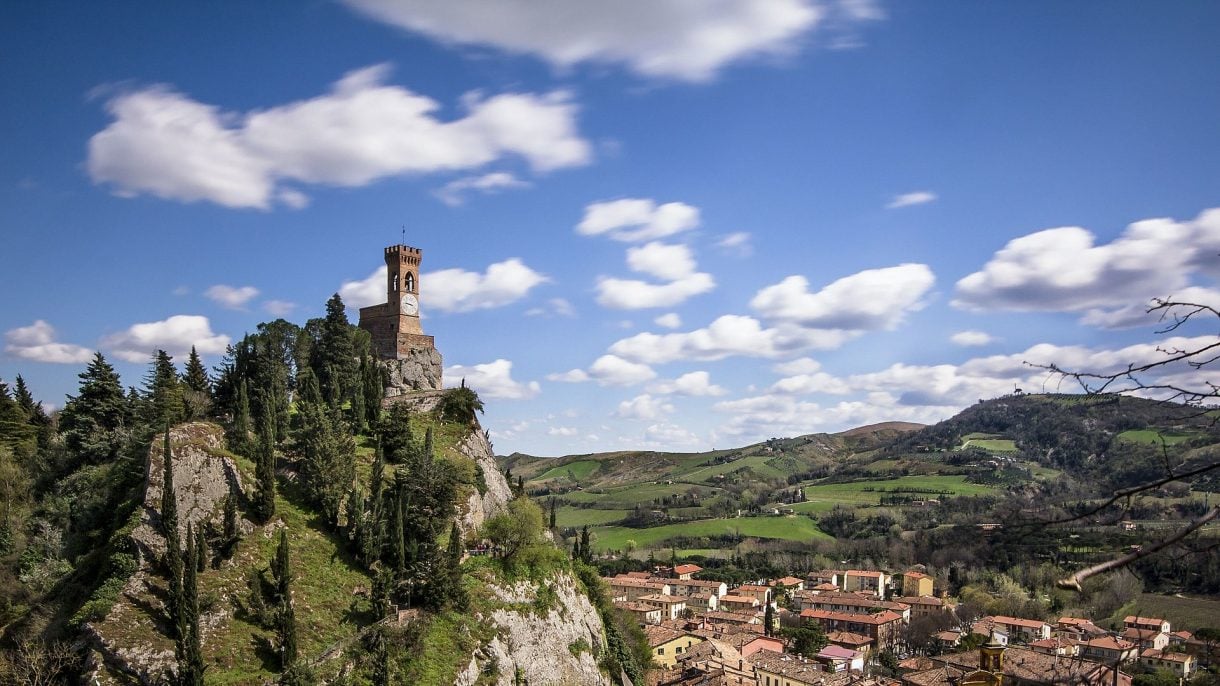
[
  {"x1": 579, "y1": 526, "x2": 592, "y2": 564},
  {"x1": 274, "y1": 529, "x2": 299, "y2": 671},
  {"x1": 195, "y1": 523, "x2": 208, "y2": 572},
  {"x1": 160, "y1": 427, "x2": 185, "y2": 640},
  {"x1": 274, "y1": 528, "x2": 292, "y2": 602},
  {"x1": 345, "y1": 486, "x2": 365, "y2": 551},
  {"x1": 223, "y1": 491, "x2": 238, "y2": 547},
  {"x1": 255, "y1": 409, "x2": 277, "y2": 522},
  {"x1": 233, "y1": 378, "x2": 252, "y2": 454},
  {"x1": 391, "y1": 488, "x2": 407, "y2": 576},
  {"x1": 443, "y1": 521, "x2": 467, "y2": 610},
  {"x1": 549, "y1": 497, "x2": 557, "y2": 530},
  {"x1": 764, "y1": 601, "x2": 775, "y2": 637},
  {"x1": 181, "y1": 522, "x2": 205, "y2": 685}
]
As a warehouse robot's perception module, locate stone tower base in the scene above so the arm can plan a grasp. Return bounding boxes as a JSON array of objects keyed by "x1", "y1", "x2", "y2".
[{"x1": 382, "y1": 346, "x2": 444, "y2": 397}]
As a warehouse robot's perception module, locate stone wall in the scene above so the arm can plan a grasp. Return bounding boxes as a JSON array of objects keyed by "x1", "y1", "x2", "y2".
[{"x1": 382, "y1": 346, "x2": 444, "y2": 396}]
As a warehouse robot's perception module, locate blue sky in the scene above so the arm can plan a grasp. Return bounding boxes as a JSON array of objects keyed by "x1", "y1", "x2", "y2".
[{"x1": 2, "y1": 1, "x2": 1218, "y2": 456}]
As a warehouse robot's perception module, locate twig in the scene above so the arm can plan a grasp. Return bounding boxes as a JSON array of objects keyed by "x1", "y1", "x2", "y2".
[{"x1": 1057, "y1": 505, "x2": 1220, "y2": 591}]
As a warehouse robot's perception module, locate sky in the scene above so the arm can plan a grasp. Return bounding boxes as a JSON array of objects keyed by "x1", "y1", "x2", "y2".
[{"x1": 2, "y1": 1, "x2": 1219, "y2": 457}]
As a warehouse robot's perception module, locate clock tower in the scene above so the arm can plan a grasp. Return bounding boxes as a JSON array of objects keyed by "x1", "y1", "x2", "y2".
[{"x1": 358, "y1": 244, "x2": 435, "y2": 360}]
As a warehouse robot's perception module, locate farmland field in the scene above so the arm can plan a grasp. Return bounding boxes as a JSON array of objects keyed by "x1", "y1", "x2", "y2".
[
  {"x1": 591, "y1": 515, "x2": 830, "y2": 551},
  {"x1": 536, "y1": 459, "x2": 601, "y2": 481},
  {"x1": 1112, "y1": 594, "x2": 1220, "y2": 632},
  {"x1": 1117, "y1": 429, "x2": 1196, "y2": 446},
  {"x1": 801, "y1": 475, "x2": 995, "y2": 506},
  {"x1": 554, "y1": 506, "x2": 629, "y2": 527}
]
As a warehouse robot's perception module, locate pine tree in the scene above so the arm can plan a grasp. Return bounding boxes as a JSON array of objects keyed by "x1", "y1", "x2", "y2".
[
  {"x1": 296, "y1": 402, "x2": 355, "y2": 525},
  {"x1": 182, "y1": 346, "x2": 212, "y2": 420},
  {"x1": 549, "y1": 497, "x2": 557, "y2": 530},
  {"x1": 361, "y1": 355, "x2": 384, "y2": 429},
  {"x1": 313, "y1": 293, "x2": 358, "y2": 408},
  {"x1": 143, "y1": 350, "x2": 186, "y2": 427},
  {"x1": 59, "y1": 352, "x2": 129, "y2": 465},
  {"x1": 160, "y1": 427, "x2": 185, "y2": 640},
  {"x1": 255, "y1": 409, "x2": 277, "y2": 522},
  {"x1": 377, "y1": 402, "x2": 412, "y2": 464}
]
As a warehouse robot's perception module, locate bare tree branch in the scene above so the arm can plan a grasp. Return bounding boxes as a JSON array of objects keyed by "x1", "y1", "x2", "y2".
[{"x1": 1057, "y1": 505, "x2": 1220, "y2": 591}]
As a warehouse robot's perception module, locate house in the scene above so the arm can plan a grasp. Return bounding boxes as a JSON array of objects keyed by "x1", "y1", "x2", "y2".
[
  {"x1": 974, "y1": 616, "x2": 1052, "y2": 643},
  {"x1": 1139, "y1": 649, "x2": 1196, "y2": 677},
  {"x1": 728, "y1": 634, "x2": 785, "y2": 658},
  {"x1": 606, "y1": 576, "x2": 671, "y2": 601},
  {"x1": 673, "y1": 564, "x2": 704, "y2": 580},
  {"x1": 1121, "y1": 627, "x2": 1169, "y2": 651},
  {"x1": 1123, "y1": 615, "x2": 1170, "y2": 635},
  {"x1": 901, "y1": 571, "x2": 934, "y2": 597},
  {"x1": 1026, "y1": 637, "x2": 1079, "y2": 657},
  {"x1": 774, "y1": 576, "x2": 806, "y2": 592},
  {"x1": 796, "y1": 591, "x2": 911, "y2": 622},
  {"x1": 734, "y1": 584, "x2": 774, "y2": 605},
  {"x1": 615, "y1": 600, "x2": 664, "y2": 624},
  {"x1": 719, "y1": 594, "x2": 762, "y2": 613},
  {"x1": 843, "y1": 570, "x2": 889, "y2": 597},
  {"x1": 702, "y1": 610, "x2": 763, "y2": 626},
  {"x1": 685, "y1": 591, "x2": 720, "y2": 612},
  {"x1": 826, "y1": 630, "x2": 875, "y2": 655},
  {"x1": 1055, "y1": 617, "x2": 1109, "y2": 640},
  {"x1": 817, "y1": 645, "x2": 865, "y2": 672},
  {"x1": 673, "y1": 638, "x2": 757, "y2": 685},
  {"x1": 640, "y1": 593, "x2": 688, "y2": 621},
  {"x1": 1080, "y1": 636, "x2": 1139, "y2": 664},
  {"x1": 932, "y1": 631, "x2": 962, "y2": 652},
  {"x1": 891, "y1": 595, "x2": 954, "y2": 620},
  {"x1": 669, "y1": 578, "x2": 729, "y2": 598},
  {"x1": 905, "y1": 645, "x2": 1132, "y2": 686},
  {"x1": 808, "y1": 571, "x2": 841, "y2": 588},
  {"x1": 751, "y1": 651, "x2": 831, "y2": 686},
  {"x1": 800, "y1": 608, "x2": 904, "y2": 650},
  {"x1": 646, "y1": 626, "x2": 706, "y2": 668}
]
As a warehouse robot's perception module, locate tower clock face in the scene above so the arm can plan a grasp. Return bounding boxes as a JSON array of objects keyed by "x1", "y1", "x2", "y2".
[{"x1": 401, "y1": 294, "x2": 419, "y2": 315}]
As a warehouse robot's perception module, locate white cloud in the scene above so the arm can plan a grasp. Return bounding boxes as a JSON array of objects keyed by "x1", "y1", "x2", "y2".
[
  {"x1": 343, "y1": 0, "x2": 833, "y2": 82},
  {"x1": 550, "y1": 354, "x2": 656, "y2": 387},
  {"x1": 615, "y1": 394, "x2": 675, "y2": 420},
  {"x1": 445, "y1": 358, "x2": 540, "y2": 399},
  {"x1": 950, "y1": 330, "x2": 996, "y2": 347},
  {"x1": 643, "y1": 422, "x2": 703, "y2": 449},
  {"x1": 88, "y1": 64, "x2": 590, "y2": 209},
  {"x1": 649, "y1": 371, "x2": 728, "y2": 396},
  {"x1": 597, "y1": 241, "x2": 715, "y2": 309},
  {"x1": 546, "y1": 369, "x2": 590, "y2": 383},
  {"x1": 102, "y1": 315, "x2": 229, "y2": 363},
  {"x1": 548, "y1": 426, "x2": 579, "y2": 437},
  {"x1": 714, "y1": 392, "x2": 947, "y2": 441},
  {"x1": 339, "y1": 267, "x2": 386, "y2": 309},
  {"x1": 953, "y1": 208, "x2": 1220, "y2": 323},
  {"x1": 263, "y1": 300, "x2": 297, "y2": 317},
  {"x1": 626, "y1": 242, "x2": 697, "y2": 281},
  {"x1": 716, "y1": 231, "x2": 754, "y2": 256},
  {"x1": 654, "y1": 313, "x2": 682, "y2": 329},
  {"x1": 434, "y1": 171, "x2": 530, "y2": 206},
  {"x1": 4, "y1": 321, "x2": 94, "y2": 364},
  {"x1": 772, "y1": 357, "x2": 822, "y2": 375},
  {"x1": 340, "y1": 258, "x2": 548, "y2": 313},
  {"x1": 886, "y1": 191, "x2": 937, "y2": 208},
  {"x1": 769, "y1": 371, "x2": 851, "y2": 395},
  {"x1": 750, "y1": 263, "x2": 935, "y2": 330},
  {"x1": 577, "y1": 199, "x2": 700, "y2": 242},
  {"x1": 526, "y1": 297, "x2": 576, "y2": 318},
  {"x1": 610, "y1": 314, "x2": 852, "y2": 364},
  {"x1": 204, "y1": 284, "x2": 260, "y2": 309},
  {"x1": 426, "y1": 258, "x2": 549, "y2": 312},
  {"x1": 597, "y1": 273, "x2": 716, "y2": 309}
]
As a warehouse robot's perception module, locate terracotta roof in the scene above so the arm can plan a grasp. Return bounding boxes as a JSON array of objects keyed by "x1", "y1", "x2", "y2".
[
  {"x1": 827, "y1": 630, "x2": 874, "y2": 647},
  {"x1": 1057, "y1": 616, "x2": 1095, "y2": 626},
  {"x1": 640, "y1": 593, "x2": 687, "y2": 605},
  {"x1": 990, "y1": 615, "x2": 1050, "y2": 630},
  {"x1": 898, "y1": 656, "x2": 935, "y2": 671},
  {"x1": 608, "y1": 577, "x2": 670, "y2": 589},
  {"x1": 818, "y1": 645, "x2": 859, "y2": 660},
  {"x1": 644, "y1": 625, "x2": 687, "y2": 647},
  {"x1": 673, "y1": 564, "x2": 703, "y2": 575},
  {"x1": 1083, "y1": 636, "x2": 1136, "y2": 651},
  {"x1": 903, "y1": 571, "x2": 931, "y2": 579},
  {"x1": 845, "y1": 569, "x2": 885, "y2": 577},
  {"x1": 812, "y1": 582, "x2": 840, "y2": 591},
  {"x1": 1124, "y1": 615, "x2": 1166, "y2": 626},
  {"x1": 616, "y1": 601, "x2": 661, "y2": 613},
  {"x1": 892, "y1": 595, "x2": 945, "y2": 607},
  {"x1": 1122, "y1": 627, "x2": 1162, "y2": 641},
  {"x1": 802, "y1": 608, "x2": 903, "y2": 625},
  {"x1": 735, "y1": 584, "x2": 771, "y2": 592},
  {"x1": 1140, "y1": 649, "x2": 1194, "y2": 663},
  {"x1": 719, "y1": 595, "x2": 758, "y2": 604},
  {"x1": 776, "y1": 576, "x2": 804, "y2": 586},
  {"x1": 935, "y1": 646, "x2": 1127, "y2": 685}
]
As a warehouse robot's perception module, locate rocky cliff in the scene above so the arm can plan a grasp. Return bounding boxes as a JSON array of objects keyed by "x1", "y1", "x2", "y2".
[
  {"x1": 455, "y1": 573, "x2": 613, "y2": 686},
  {"x1": 383, "y1": 346, "x2": 444, "y2": 397},
  {"x1": 85, "y1": 422, "x2": 248, "y2": 684},
  {"x1": 455, "y1": 429, "x2": 513, "y2": 537}
]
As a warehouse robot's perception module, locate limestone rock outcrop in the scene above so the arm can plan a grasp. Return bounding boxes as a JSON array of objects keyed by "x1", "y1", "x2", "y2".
[
  {"x1": 383, "y1": 346, "x2": 444, "y2": 397},
  {"x1": 85, "y1": 422, "x2": 247, "y2": 685},
  {"x1": 456, "y1": 429, "x2": 513, "y2": 537},
  {"x1": 455, "y1": 573, "x2": 613, "y2": 686}
]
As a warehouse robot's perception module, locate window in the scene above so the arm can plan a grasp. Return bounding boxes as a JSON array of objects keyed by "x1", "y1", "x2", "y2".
[
  {"x1": 657, "y1": 648, "x2": 664, "y2": 655},
  {"x1": 405, "y1": 273, "x2": 415, "y2": 292},
  {"x1": 392, "y1": 274, "x2": 399, "y2": 291}
]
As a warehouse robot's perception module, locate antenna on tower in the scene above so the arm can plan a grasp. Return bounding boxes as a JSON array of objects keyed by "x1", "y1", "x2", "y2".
[{"x1": 401, "y1": 225, "x2": 405, "y2": 245}]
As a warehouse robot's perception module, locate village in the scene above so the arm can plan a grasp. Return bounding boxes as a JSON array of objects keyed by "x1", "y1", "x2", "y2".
[{"x1": 604, "y1": 565, "x2": 1209, "y2": 686}]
